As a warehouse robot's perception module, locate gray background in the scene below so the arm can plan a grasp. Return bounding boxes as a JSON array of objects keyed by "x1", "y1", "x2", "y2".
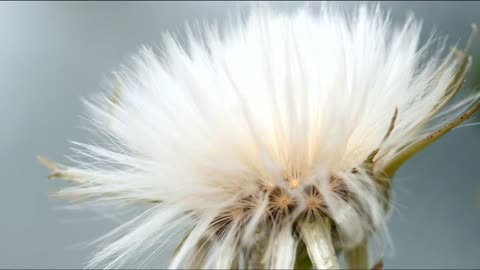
[{"x1": 1, "y1": 1, "x2": 480, "y2": 269}]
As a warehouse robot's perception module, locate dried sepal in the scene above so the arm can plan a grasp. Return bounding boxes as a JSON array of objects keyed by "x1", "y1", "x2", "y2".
[
  {"x1": 422, "y1": 24, "x2": 477, "y2": 123},
  {"x1": 37, "y1": 155, "x2": 87, "y2": 183},
  {"x1": 382, "y1": 24, "x2": 479, "y2": 178},
  {"x1": 383, "y1": 95, "x2": 480, "y2": 177},
  {"x1": 366, "y1": 107, "x2": 399, "y2": 165}
]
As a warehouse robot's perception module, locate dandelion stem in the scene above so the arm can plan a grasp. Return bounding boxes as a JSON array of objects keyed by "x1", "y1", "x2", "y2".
[{"x1": 345, "y1": 241, "x2": 369, "y2": 269}]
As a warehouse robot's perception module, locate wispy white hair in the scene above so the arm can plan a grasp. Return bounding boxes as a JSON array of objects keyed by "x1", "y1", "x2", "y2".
[{"x1": 41, "y1": 3, "x2": 479, "y2": 269}]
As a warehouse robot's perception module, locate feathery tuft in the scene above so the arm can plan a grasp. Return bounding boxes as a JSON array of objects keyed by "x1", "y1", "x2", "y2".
[{"x1": 42, "y1": 4, "x2": 479, "y2": 269}]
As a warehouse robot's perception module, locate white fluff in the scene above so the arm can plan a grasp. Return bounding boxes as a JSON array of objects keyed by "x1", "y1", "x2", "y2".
[{"x1": 43, "y1": 3, "x2": 479, "y2": 269}]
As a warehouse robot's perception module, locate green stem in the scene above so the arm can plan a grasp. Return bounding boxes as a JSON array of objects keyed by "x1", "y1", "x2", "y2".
[{"x1": 345, "y1": 241, "x2": 369, "y2": 269}]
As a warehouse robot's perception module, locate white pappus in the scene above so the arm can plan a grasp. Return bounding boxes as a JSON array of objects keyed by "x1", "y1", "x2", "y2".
[{"x1": 40, "y1": 3, "x2": 479, "y2": 269}]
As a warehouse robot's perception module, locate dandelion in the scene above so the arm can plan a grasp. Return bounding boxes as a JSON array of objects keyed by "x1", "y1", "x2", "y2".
[{"x1": 40, "y1": 4, "x2": 479, "y2": 269}]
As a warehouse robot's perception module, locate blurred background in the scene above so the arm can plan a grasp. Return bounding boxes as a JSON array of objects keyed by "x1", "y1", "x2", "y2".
[{"x1": 1, "y1": 1, "x2": 480, "y2": 269}]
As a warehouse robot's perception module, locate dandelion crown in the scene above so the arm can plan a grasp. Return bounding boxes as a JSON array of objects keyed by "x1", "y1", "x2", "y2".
[{"x1": 40, "y1": 3, "x2": 479, "y2": 269}]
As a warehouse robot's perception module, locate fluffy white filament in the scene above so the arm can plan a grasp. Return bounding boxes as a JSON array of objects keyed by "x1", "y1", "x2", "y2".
[{"x1": 42, "y1": 4, "x2": 479, "y2": 269}]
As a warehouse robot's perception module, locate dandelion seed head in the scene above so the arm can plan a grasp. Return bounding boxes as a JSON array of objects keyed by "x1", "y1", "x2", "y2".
[{"x1": 41, "y1": 3, "x2": 479, "y2": 269}]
